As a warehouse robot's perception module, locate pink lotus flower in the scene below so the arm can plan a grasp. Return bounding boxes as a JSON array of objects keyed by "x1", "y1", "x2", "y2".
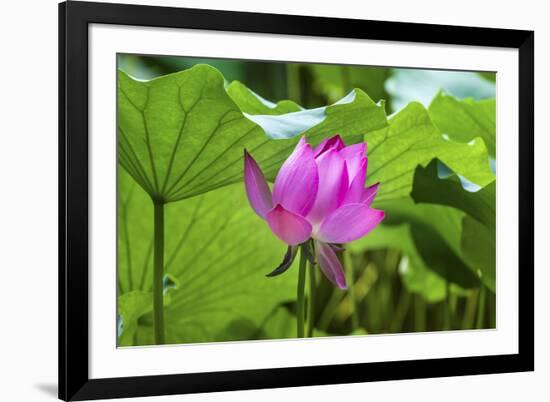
[{"x1": 244, "y1": 135, "x2": 384, "y2": 289}]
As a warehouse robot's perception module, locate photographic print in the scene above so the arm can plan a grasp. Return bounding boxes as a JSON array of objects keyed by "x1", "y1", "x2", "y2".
[{"x1": 116, "y1": 54, "x2": 496, "y2": 347}]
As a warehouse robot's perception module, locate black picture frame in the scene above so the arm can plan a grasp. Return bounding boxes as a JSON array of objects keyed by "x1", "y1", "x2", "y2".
[{"x1": 59, "y1": 1, "x2": 534, "y2": 400}]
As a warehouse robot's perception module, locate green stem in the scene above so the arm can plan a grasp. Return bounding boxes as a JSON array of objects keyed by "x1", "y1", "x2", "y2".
[
  {"x1": 153, "y1": 201, "x2": 165, "y2": 344},
  {"x1": 390, "y1": 290, "x2": 411, "y2": 333},
  {"x1": 487, "y1": 290, "x2": 496, "y2": 328},
  {"x1": 443, "y1": 280, "x2": 451, "y2": 330},
  {"x1": 476, "y1": 285, "x2": 486, "y2": 329},
  {"x1": 307, "y1": 259, "x2": 316, "y2": 338},
  {"x1": 462, "y1": 289, "x2": 479, "y2": 329},
  {"x1": 414, "y1": 295, "x2": 426, "y2": 332},
  {"x1": 449, "y1": 292, "x2": 458, "y2": 328},
  {"x1": 318, "y1": 286, "x2": 344, "y2": 331},
  {"x1": 296, "y1": 245, "x2": 307, "y2": 338}
]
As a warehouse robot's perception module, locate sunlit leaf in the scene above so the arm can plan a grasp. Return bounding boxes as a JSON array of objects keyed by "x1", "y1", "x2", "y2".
[
  {"x1": 366, "y1": 102, "x2": 494, "y2": 203},
  {"x1": 429, "y1": 92, "x2": 496, "y2": 157},
  {"x1": 232, "y1": 86, "x2": 386, "y2": 142},
  {"x1": 226, "y1": 81, "x2": 301, "y2": 114},
  {"x1": 118, "y1": 65, "x2": 387, "y2": 202},
  {"x1": 118, "y1": 65, "x2": 258, "y2": 202},
  {"x1": 118, "y1": 291, "x2": 152, "y2": 346}
]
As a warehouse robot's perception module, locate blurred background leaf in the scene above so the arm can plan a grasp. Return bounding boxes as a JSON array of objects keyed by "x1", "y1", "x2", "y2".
[
  {"x1": 385, "y1": 68, "x2": 495, "y2": 111},
  {"x1": 308, "y1": 64, "x2": 391, "y2": 107},
  {"x1": 348, "y1": 224, "x2": 447, "y2": 303}
]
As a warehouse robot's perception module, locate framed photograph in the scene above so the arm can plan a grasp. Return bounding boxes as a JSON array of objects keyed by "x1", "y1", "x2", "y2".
[{"x1": 59, "y1": 1, "x2": 534, "y2": 400}]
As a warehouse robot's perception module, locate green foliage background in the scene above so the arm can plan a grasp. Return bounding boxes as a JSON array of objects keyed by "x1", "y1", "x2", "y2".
[{"x1": 117, "y1": 54, "x2": 496, "y2": 346}]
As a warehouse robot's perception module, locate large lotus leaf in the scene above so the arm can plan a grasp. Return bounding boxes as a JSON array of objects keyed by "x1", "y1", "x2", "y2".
[
  {"x1": 412, "y1": 160, "x2": 496, "y2": 228},
  {"x1": 411, "y1": 160, "x2": 496, "y2": 292},
  {"x1": 348, "y1": 224, "x2": 447, "y2": 303},
  {"x1": 117, "y1": 168, "x2": 298, "y2": 346},
  {"x1": 226, "y1": 81, "x2": 302, "y2": 115},
  {"x1": 429, "y1": 92, "x2": 496, "y2": 157},
  {"x1": 117, "y1": 291, "x2": 152, "y2": 346},
  {"x1": 230, "y1": 85, "x2": 387, "y2": 142},
  {"x1": 385, "y1": 69, "x2": 495, "y2": 111},
  {"x1": 118, "y1": 170, "x2": 153, "y2": 295},
  {"x1": 118, "y1": 54, "x2": 251, "y2": 82},
  {"x1": 118, "y1": 65, "x2": 387, "y2": 203},
  {"x1": 366, "y1": 102, "x2": 494, "y2": 203}
]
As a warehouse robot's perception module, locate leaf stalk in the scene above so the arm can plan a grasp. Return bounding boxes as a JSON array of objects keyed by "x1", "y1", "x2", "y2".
[{"x1": 153, "y1": 201, "x2": 166, "y2": 344}]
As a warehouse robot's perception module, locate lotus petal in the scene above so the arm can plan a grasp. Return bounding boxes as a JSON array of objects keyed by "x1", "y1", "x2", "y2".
[
  {"x1": 342, "y1": 158, "x2": 367, "y2": 205},
  {"x1": 307, "y1": 150, "x2": 349, "y2": 224},
  {"x1": 314, "y1": 240, "x2": 347, "y2": 289},
  {"x1": 317, "y1": 203, "x2": 385, "y2": 243},
  {"x1": 361, "y1": 183, "x2": 380, "y2": 207},
  {"x1": 244, "y1": 150, "x2": 273, "y2": 218},
  {"x1": 272, "y1": 137, "x2": 319, "y2": 216},
  {"x1": 313, "y1": 135, "x2": 345, "y2": 158},
  {"x1": 266, "y1": 204, "x2": 313, "y2": 246}
]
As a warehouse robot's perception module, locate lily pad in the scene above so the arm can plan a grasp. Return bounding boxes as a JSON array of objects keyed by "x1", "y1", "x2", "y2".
[
  {"x1": 429, "y1": 92, "x2": 496, "y2": 157},
  {"x1": 117, "y1": 169, "x2": 298, "y2": 345},
  {"x1": 118, "y1": 65, "x2": 388, "y2": 202},
  {"x1": 366, "y1": 102, "x2": 494, "y2": 203}
]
